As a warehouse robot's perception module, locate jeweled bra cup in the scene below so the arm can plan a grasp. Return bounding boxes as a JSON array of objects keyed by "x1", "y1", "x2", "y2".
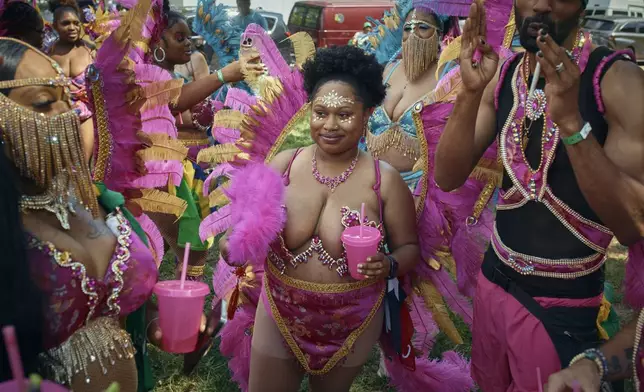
[{"x1": 268, "y1": 206, "x2": 384, "y2": 278}]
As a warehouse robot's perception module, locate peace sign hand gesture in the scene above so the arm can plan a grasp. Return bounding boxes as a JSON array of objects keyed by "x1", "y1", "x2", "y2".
[{"x1": 460, "y1": 0, "x2": 499, "y2": 92}]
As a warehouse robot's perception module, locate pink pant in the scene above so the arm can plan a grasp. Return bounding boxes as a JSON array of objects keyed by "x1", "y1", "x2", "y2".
[{"x1": 471, "y1": 271, "x2": 602, "y2": 392}]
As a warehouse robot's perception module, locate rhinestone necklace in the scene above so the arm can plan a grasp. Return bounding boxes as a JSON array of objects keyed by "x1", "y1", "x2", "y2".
[{"x1": 311, "y1": 147, "x2": 359, "y2": 192}]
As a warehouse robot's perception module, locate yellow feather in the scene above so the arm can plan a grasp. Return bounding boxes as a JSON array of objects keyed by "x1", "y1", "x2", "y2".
[
  {"x1": 113, "y1": 0, "x2": 150, "y2": 47},
  {"x1": 208, "y1": 184, "x2": 231, "y2": 208},
  {"x1": 214, "y1": 110, "x2": 245, "y2": 129},
  {"x1": 416, "y1": 282, "x2": 464, "y2": 344},
  {"x1": 136, "y1": 146, "x2": 188, "y2": 162},
  {"x1": 288, "y1": 32, "x2": 316, "y2": 67},
  {"x1": 196, "y1": 143, "x2": 243, "y2": 164},
  {"x1": 436, "y1": 36, "x2": 462, "y2": 79},
  {"x1": 138, "y1": 79, "x2": 184, "y2": 111},
  {"x1": 131, "y1": 189, "x2": 187, "y2": 217}
]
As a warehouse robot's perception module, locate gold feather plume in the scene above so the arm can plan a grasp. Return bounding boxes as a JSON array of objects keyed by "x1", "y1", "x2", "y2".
[
  {"x1": 288, "y1": 32, "x2": 316, "y2": 67},
  {"x1": 416, "y1": 281, "x2": 464, "y2": 344},
  {"x1": 127, "y1": 79, "x2": 184, "y2": 112},
  {"x1": 112, "y1": 0, "x2": 150, "y2": 48},
  {"x1": 131, "y1": 189, "x2": 188, "y2": 217}
]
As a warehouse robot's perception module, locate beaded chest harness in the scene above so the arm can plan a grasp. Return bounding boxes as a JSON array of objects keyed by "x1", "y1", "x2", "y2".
[{"x1": 494, "y1": 32, "x2": 615, "y2": 279}]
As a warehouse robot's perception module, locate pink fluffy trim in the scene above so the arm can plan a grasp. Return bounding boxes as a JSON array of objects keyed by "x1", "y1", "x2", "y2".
[
  {"x1": 218, "y1": 304, "x2": 254, "y2": 392},
  {"x1": 386, "y1": 350, "x2": 474, "y2": 392},
  {"x1": 226, "y1": 163, "x2": 286, "y2": 266}
]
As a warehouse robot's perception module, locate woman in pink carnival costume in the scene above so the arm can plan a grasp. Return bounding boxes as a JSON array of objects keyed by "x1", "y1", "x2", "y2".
[
  {"x1": 89, "y1": 0, "x2": 262, "y2": 287},
  {"x1": 196, "y1": 25, "x2": 473, "y2": 391}
]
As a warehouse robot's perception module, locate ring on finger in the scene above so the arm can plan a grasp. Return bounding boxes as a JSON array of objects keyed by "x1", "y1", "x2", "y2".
[
  {"x1": 555, "y1": 62, "x2": 565, "y2": 73},
  {"x1": 471, "y1": 61, "x2": 479, "y2": 69}
]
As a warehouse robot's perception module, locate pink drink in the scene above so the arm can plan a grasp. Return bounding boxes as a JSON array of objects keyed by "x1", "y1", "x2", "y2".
[
  {"x1": 0, "y1": 380, "x2": 68, "y2": 391},
  {"x1": 341, "y1": 226, "x2": 381, "y2": 280},
  {"x1": 153, "y1": 281, "x2": 210, "y2": 353}
]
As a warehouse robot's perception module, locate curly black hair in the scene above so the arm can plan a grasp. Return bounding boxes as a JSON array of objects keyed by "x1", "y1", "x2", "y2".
[
  {"x1": 0, "y1": 2, "x2": 43, "y2": 46},
  {"x1": 302, "y1": 45, "x2": 386, "y2": 110}
]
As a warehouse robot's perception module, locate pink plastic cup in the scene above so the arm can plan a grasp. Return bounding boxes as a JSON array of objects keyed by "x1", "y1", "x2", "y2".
[
  {"x1": 341, "y1": 225, "x2": 382, "y2": 280},
  {"x1": 153, "y1": 280, "x2": 210, "y2": 353},
  {"x1": 0, "y1": 380, "x2": 69, "y2": 391}
]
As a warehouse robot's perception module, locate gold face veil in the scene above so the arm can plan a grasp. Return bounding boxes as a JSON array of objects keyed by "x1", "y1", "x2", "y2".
[
  {"x1": 402, "y1": 9, "x2": 440, "y2": 82},
  {"x1": 0, "y1": 37, "x2": 99, "y2": 228}
]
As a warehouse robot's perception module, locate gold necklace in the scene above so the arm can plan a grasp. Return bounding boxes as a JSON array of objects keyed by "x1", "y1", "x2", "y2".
[{"x1": 20, "y1": 191, "x2": 76, "y2": 230}]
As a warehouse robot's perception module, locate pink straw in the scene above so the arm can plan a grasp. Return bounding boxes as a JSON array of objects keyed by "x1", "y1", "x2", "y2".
[
  {"x1": 536, "y1": 367, "x2": 543, "y2": 392},
  {"x1": 359, "y1": 203, "x2": 365, "y2": 238},
  {"x1": 2, "y1": 326, "x2": 25, "y2": 391},
  {"x1": 179, "y1": 242, "x2": 191, "y2": 289}
]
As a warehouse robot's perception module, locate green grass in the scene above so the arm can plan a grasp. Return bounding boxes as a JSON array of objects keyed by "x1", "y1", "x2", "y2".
[
  {"x1": 148, "y1": 123, "x2": 635, "y2": 391},
  {"x1": 150, "y1": 249, "x2": 633, "y2": 392}
]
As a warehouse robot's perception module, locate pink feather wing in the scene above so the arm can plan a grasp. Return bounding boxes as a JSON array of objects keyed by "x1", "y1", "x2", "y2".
[{"x1": 226, "y1": 163, "x2": 286, "y2": 266}]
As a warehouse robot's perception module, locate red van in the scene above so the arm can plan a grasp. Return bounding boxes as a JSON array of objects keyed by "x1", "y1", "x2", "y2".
[{"x1": 288, "y1": 0, "x2": 394, "y2": 47}]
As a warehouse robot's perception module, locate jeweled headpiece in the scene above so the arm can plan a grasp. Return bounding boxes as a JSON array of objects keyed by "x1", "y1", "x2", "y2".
[{"x1": 314, "y1": 90, "x2": 355, "y2": 108}]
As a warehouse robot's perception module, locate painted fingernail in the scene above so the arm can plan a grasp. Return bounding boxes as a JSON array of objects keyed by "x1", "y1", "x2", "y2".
[
  {"x1": 539, "y1": 37, "x2": 546, "y2": 43},
  {"x1": 537, "y1": 51, "x2": 543, "y2": 57},
  {"x1": 366, "y1": 258, "x2": 371, "y2": 262},
  {"x1": 358, "y1": 264, "x2": 364, "y2": 268}
]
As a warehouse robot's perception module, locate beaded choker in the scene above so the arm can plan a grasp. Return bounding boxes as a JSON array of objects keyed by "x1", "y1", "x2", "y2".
[{"x1": 311, "y1": 147, "x2": 359, "y2": 192}]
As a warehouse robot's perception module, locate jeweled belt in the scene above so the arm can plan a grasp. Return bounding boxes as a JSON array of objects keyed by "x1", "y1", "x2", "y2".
[
  {"x1": 40, "y1": 316, "x2": 135, "y2": 386},
  {"x1": 492, "y1": 224, "x2": 606, "y2": 279}
]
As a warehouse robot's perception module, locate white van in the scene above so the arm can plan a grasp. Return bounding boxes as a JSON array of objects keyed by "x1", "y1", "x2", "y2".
[{"x1": 586, "y1": 0, "x2": 644, "y2": 17}]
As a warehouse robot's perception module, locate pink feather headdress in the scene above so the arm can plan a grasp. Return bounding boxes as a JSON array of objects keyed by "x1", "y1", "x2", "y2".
[{"x1": 198, "y1": 23, "x2": 313, "y2": 265}]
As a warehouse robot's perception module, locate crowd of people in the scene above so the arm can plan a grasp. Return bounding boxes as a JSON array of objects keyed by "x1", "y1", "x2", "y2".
[{"x1": 0, "y1": 0, "x2": 643, "y2": 391}]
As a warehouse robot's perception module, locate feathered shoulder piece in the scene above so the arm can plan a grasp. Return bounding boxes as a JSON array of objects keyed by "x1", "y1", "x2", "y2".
[
  {"x1": 193, "y1": 0, "x2": 241, "y2": 68},
  {"x1": 89, "y1": 0, "x2": 187, "y2": 218},
  {"x1": 198, "y1": 26, "x2": 315, "y2": 242}
]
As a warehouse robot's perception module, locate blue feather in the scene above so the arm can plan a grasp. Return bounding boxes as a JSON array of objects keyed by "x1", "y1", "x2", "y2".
[{"x1": 193, "y1": 0, "x2": 242, "y2": 68}]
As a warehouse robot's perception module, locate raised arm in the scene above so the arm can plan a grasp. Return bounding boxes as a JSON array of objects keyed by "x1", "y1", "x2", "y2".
[
  {"x1": 434, "y1": 72, "x2": 498, "y2": 191},
  {"x1": 174, "y1": 58, "x2": 262, "y2": 112},
  {"x1": 433, "y1": 0, "x2": 500, "y2": 191},
  {"x1": 536, "y1": 31, "x2": 644, "y2": 246}
]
